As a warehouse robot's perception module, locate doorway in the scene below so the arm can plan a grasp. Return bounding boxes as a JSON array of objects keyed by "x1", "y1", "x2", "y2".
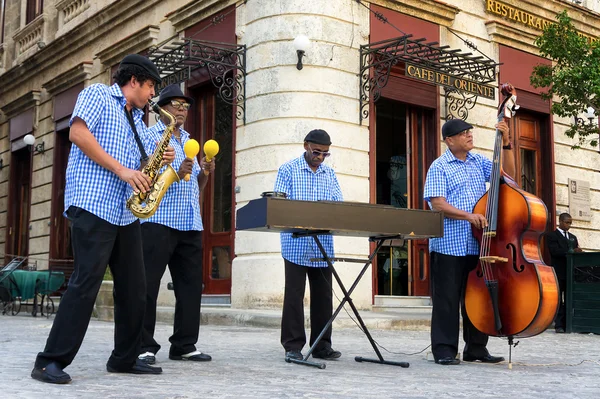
[
  {"x1": 49, "y1": 128, "x2": 73, "y2": 293},
  {"x1": 188, "y1": 86, "x2": 235, "y2": 295},
  {"x1": 374, "y1": 98, "x2": 437, "y2": 296},
  {"x1": 5, "y1": 148, "x2": 32, "y2": 264}
]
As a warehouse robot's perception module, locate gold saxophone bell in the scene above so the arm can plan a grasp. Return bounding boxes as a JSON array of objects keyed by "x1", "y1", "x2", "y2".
[{"x1": 126, "y1": 100, "x2": 180, "y2": 218}]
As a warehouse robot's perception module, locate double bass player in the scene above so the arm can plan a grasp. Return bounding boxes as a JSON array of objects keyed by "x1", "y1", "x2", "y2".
[{"x1": 423, "y1": 116, "x2": 515, "y2": 365}]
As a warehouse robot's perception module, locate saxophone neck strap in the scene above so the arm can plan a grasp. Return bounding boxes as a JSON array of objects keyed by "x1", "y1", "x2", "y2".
[{"x1": 124, "y1": 106, "x2": 149, "y2": 163}]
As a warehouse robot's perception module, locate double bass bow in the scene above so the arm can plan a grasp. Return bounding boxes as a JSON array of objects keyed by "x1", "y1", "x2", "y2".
[{"x1": 464, "y1": 83, "x2": 559, "y2": 367}]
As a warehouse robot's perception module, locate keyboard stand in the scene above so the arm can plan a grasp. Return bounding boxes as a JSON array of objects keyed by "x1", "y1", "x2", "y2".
[{"x1": 286, "y1": 231, "x2": 410, "y2": 370}]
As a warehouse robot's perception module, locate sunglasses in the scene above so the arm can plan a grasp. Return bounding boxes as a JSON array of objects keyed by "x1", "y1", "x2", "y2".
[
  {"x1": 170, "y1": 100, "x2": 191, "y2": 111},
  {"x1": 308, "y1": 144, "x2": 330, "y2": 158}
]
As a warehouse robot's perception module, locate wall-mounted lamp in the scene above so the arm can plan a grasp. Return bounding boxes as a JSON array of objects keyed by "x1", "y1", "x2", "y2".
[
  {"x1": 293, "y1": 35, "x2": 310, "y2": 70},
  {"x1": 23, "y1": 134, "x2": 46, "y2": 154},
  {"x1": 574, "y1": 106, "x2": 599, "y2": 153}
]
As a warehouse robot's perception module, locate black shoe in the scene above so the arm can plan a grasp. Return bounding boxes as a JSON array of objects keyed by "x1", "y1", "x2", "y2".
[
  {"x1": 107, "y1": 359, "x2": 163, "y2": 374},
  {"x1": 169, "y1": 351, "x2": 212, "y2": 362},
  {"x1": 31, "y1": 362, "x2": 72, "y2": 384},
  {"x1": 463, "y1": 354, "x2": 505, "y2": 363},
  {"x1": 312, "y1": 348, "x2": 342, "y2": 360},
  {"x1": 285, "y1": 350, "x2": 303, "y2": 361},
  {"x1": 435, "y1": 357, "x2": 460, "y2": 365},
  {"x1": 555, "y1": 327, "x2": 565, "y2": 333},
  {"x1": 138, "y1": 352, "x2": 156, "y2": 365}
]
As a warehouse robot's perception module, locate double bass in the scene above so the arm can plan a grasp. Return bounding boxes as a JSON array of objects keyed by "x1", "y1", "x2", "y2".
[{"x1": 464, "y1": 83, "x2": 559, "y2": 364}]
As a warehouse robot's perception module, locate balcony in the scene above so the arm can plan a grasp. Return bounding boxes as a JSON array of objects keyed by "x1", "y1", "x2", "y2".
[
  {"x1": 56, "y1": 0, "x2": 95, "y2": 38},
  {"x1": 12, "y1": 13, "x2": 51, "y2": 64}
]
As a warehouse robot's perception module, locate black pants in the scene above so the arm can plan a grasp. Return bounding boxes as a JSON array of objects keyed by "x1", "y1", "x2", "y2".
[
  {"x1": 554, "y1": 278, "x2": 566, "y2": 329},
  {"x1": 430, "y1": 252, "x2": 489, "y2": 361},
  {"x1": 281, "y1": 259, "x2": 333, "y2": 352},
  {"x1": 140, "y1": 222, "x2": 203, "y2": 357},
  {"x1": 35, "y1": 207, "x2": 146, "y2": 371}
]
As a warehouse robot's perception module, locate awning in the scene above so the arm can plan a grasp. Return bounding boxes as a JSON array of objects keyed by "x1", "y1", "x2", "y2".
[
  {"x1": 149, "y1": 38, "x2": 247, "y2": 124},
  {"x1": 359, "y1": 34, "x2": 501, "y2": 122}
]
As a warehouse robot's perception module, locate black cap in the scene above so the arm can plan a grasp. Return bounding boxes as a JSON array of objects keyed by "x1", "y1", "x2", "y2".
[
  {"x1": 304, "y1": 129, "x2": 331, "y2": 145},
  {"x1": 157, "y1": 84, "x2": 194, "y2": 106},
  {"x1": 119, "y1": 54, "x2": 162, "y2": 84},
  {"x1": 442, "y1": 119, "x2": 473, "y2": 139}
]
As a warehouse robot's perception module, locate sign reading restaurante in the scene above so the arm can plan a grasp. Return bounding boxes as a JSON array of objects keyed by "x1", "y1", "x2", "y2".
[
  {"x1": 485, "y1": 0, "x2": 598, "y2": 44},
  {"x1": 406, "y1": 64, "x2": 496, "y2": 100}
]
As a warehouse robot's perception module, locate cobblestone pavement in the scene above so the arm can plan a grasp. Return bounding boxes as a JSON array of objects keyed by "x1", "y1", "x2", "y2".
[{"x1": 1, "y1": 315, "x2": 599, "y2": 399}]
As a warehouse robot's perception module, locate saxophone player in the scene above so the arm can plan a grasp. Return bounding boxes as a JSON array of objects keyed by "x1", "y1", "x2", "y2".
[
  {"x1": 31, "y1": 54, "x2": 175, "y2": 384},
  {"x1": 138, "y1": 84, "x2": 215, "y2": 365}
]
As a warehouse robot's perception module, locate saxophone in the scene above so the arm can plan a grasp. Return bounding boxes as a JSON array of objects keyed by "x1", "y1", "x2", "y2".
[{"x1": 126, "y1": 99, "x2": 181, "y2": 218}]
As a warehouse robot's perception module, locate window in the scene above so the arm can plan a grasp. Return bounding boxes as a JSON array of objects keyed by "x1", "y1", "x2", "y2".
[
  {"x1": 1, "y1": 0, "x2": 6, "y2": 43},
  {"x1": 26, "y1": 0, "x2": 43, "y2": 25}
]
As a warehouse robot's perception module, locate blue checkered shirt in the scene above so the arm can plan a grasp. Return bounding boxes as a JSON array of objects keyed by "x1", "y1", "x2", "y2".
[
  {"x1": 423, "y1": 149, "x2": 492, "y2": 256},
  {"x1": 274, "y1": 154, "x2": 343, "y2": 267},
  {"x1": 65, "y1": 83, "x2": 152, "y2": 225},
  {"x1": 141, "y1": 120, "x2": 203, "y2": 231}
]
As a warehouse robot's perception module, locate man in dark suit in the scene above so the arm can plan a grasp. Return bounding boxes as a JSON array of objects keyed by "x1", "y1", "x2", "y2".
[{"x1": 545, "y1": 213, "x2": 582, "y2": 333}]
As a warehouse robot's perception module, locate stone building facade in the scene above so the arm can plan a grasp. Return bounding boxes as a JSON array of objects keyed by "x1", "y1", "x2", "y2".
[{"x1": 1, "y1": 0, "x2": 599, "y2": 311}]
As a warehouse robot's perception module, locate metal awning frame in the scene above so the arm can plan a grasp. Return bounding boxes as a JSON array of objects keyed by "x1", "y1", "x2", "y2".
[
  {"x1": 359, "y1": 34, "x2": 500, "y2": 122},
  {"x1": 149, "y1": 38, "x2": 247, "y2": 124}
]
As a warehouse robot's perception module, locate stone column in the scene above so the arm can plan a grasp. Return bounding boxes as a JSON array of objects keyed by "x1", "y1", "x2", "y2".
[{"x1": 232, "y1": 0, "x2": 373, "y2": 309}]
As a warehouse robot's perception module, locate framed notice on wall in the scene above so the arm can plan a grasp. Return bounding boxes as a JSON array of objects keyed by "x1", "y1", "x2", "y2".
[{"x1": 568, "y1": 178, "x2": 592, "y2": 221}]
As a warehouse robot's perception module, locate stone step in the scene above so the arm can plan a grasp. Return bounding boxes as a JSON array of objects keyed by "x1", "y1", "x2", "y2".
[
  {"x1": 202, "y1": 294, "x2": 231, "y2": 306},
  {"x1": 372, "y1": 305, "x2": 432, "y2": 314},
  {"x1": 373, "y1": 295, "x2": 432, "y2": 307}
]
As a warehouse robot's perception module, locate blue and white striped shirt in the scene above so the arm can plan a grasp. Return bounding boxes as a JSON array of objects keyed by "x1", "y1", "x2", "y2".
[
  {"x1": 274, "y1": 154, "x2": 343, "y2": 267},
  {"x1": 141, "y1": 120, "x2": 203, "y2": 231},
  {"x1": 65, "y1": 83, "x2": 152, "y2": 226},
  {"x1": 423, "y1": 149, "x2": 492, "y2": 256}
]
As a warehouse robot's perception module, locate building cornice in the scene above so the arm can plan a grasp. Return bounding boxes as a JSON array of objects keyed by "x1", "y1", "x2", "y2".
[
  {"x1": 0, "y1": 91, "x2": 41, "y2": 119},
  {"x1": 167, "y1": 0, "x2": 237, "y2": 33},
  {"x1": 0, "y1": 0, "x2": 161, "y2": 94},
  {"x1": 483, "y1": 0, "x2": 600, "y2": 47},
  {"x1": 42, "y1": 62, "x2": 94, "y2": 95},
  {"x1": 485, "y1": 20, "x2": 539, "y2": 54},
  {"x1": 96, "y1": 25, "x2": 160, "y2": 67},
  {"x1": 368, "y1": 0, "x2": 459, "y2": 27}
]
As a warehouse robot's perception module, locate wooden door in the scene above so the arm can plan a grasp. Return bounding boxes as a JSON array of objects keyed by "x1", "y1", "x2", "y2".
[
  {"x1": 514, "y1": 112, "x2": 543, "y2": 197},
  {"x1": 408, "y1": 107, "x2": 437, "y2": 296},
  {"x1": 188, "y1": 87, "x2": 235, "y2": 295},
  {"x1": 49, "y1": 128, "x2": 73, "y2": 292},
  {"x1": 5, "y1": 148, "x2": 32, "y2": 264}
]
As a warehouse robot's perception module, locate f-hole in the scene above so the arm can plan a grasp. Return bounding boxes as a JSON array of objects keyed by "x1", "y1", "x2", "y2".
[{"x1": 506, "y1": 243, "x2": 524, "y2": 273}]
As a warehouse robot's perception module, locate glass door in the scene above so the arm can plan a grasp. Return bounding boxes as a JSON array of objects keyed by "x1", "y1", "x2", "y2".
[
  {"x1": 375, "y1": 99, "x2": 409, "y2": 296},
  {"x1": 374, "y1": 99, "x2": 436, "y2": 296}
]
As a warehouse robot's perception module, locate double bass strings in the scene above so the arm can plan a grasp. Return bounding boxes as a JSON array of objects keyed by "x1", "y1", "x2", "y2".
[{"x1": 480, "y1": 128, "x2": 505, "y2": 283}]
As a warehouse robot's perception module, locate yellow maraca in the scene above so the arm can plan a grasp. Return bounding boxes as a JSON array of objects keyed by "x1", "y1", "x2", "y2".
[
  {"x1": 183, "y1": 139, "x2": 200, "y2": 182},
  {"x1": 203, "y1": 139, "x2": 219, "y2": 176}
]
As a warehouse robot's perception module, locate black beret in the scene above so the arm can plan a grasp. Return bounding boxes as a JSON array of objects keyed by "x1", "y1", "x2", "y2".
[
  {"x1": 304, "y1": 129, "x2": 331, "y2": 145},
  {"x1": 442, "y1": 119, "x2": 473, "y2": 139},
  {"x1": 157, "y1": 84, "x2": 194, "y2": 106},
  {"x1": 120, "y1": 54, "x2": 162, "y2": 84}
]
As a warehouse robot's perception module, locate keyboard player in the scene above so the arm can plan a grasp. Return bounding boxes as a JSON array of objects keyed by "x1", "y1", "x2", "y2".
[{"x1": 274, "y1": 129, "x2": 344, "y2": 362}]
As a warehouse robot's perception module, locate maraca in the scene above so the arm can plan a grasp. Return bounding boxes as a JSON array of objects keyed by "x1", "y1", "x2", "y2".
[
  {"x1": 183, "y1": 139, "x2": 200, "y2": 181},
  {"x1": 203, "y1": 139, "x2": 219, "y2": 176}
]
